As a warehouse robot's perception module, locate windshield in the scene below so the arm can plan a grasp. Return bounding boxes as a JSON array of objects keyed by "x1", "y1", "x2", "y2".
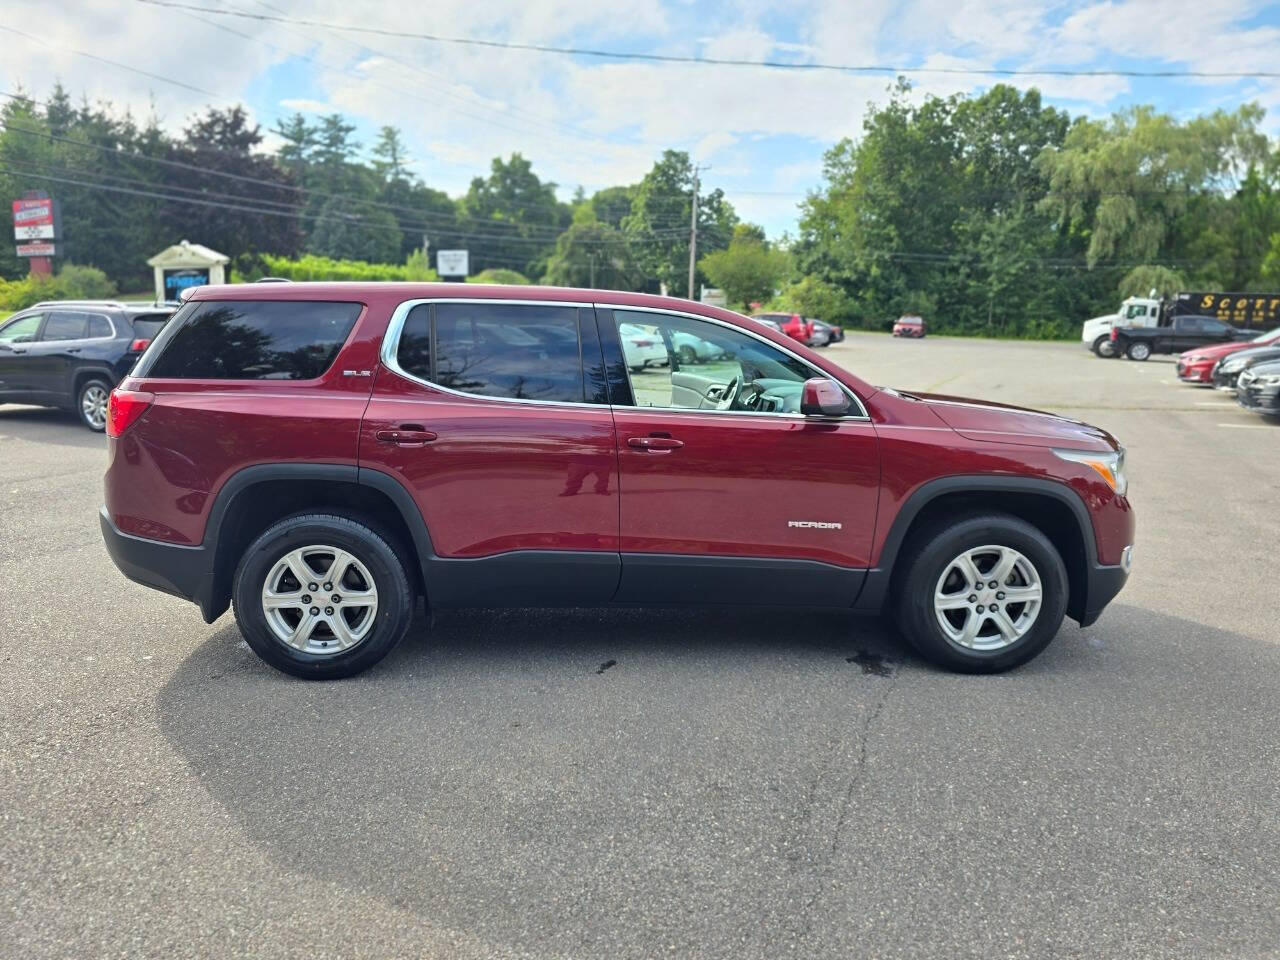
[{"x1": 1250, "y1": 326, "x2": 1279, "y2": 342}]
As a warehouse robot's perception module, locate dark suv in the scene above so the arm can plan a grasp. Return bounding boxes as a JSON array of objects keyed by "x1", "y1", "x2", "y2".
[
  {"x1": 0, "y1": 300, "x2": 172, "y2": 430},
  {"x1": 100, "y1": 284, "x2": 1134, "y2": 679}
]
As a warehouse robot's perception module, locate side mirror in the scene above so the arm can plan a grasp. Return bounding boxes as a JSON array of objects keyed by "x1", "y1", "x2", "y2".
[{"x1": 800, "y1": 377, "x2": 851, "y2": 417}]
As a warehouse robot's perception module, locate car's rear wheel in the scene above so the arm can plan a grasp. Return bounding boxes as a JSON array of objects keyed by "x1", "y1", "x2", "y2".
[
  {"x1": 77, "y1": 378, "x2": 112, "y2": 432},
  {"x1": 232, "y1": 514, "x2": 413, "y2": 679},
  {"x1": 1092, "y1": 335, "x2": 1115, "y2": 357},
  {"x1": 1126, "y1": 341, "x2": 1152, "y2": 361},
  {"x1": 893, "y1": 513, "x2": 1068, "y2": 673},
  {"x1": 677, "y1": 344, "x2": 697, "y2": 365}
]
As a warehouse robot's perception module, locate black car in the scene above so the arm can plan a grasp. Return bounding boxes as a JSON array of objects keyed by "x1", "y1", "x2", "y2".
[
  {"x1": 1236, "y1": 358, "x2": 1280, "y2": 416},
  {"x1": 1112, "y1": 314, "x2": 1252, "y2": 360},
  {"x1": 1212, "y1": 344, "x2": 1280, "y2": 390},
  {"x1": 0, "y1": 300, "x2": 173, "y2": 430}
]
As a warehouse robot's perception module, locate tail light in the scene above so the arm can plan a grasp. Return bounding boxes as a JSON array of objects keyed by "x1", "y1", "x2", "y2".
[
  {"x1": 106, "y1": 389, "x2": 154, "y2": 438},
  {"x1": 1110, "y1": 328, "x2": 1119, "y2": 340},
  {"x1": 634, "y1": 338, "x2": 655, "y2": 347},
  {"x1": 129, "y1": 338, "x2": 151, "y2": 353}
]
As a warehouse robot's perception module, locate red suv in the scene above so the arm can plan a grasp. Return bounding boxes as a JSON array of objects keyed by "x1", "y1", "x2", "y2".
[
  {"x1": 101, "y1": 284, "x2": 1133, "y2": 679},
  {"x1": 752, "y1": 312, "x2": 815, "y2": 344}
]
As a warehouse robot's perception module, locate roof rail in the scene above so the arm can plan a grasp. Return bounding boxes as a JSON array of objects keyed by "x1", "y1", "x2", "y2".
[
  {"x1": 255, "y1": 277, "x2": 292, "y2": 283},
  {"x1": 30, "y1": 299, "x2": 128, "y2": 309}
]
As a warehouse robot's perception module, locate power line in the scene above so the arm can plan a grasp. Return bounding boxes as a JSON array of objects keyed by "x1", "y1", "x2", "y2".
[{"x1": 131, "y1": 0, "x2": 1280, "y2": 80}]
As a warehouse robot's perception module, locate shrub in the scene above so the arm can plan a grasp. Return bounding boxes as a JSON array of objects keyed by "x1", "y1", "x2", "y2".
[
  {"x1": 467, "y1": 268, "x2": 530, "y2": 285},
  {"x1": 767, "y1": 275, "x2": 855, "y2": 323},
  {"x1": 231, "y1": 252, "x2": 439, "y2": 283},
  {"x1": 0, "y1": 263, "x2": 116, "y2": 311}
]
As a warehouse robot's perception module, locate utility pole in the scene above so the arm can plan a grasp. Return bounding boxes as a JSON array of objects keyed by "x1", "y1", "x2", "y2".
[{"x1": 687, "y1": 168, "x2": 699, "y2": 300}]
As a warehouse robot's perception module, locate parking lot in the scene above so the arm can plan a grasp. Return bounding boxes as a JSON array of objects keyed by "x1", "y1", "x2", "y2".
[{"x1": 2, "y1": 332, "x2": 1278, "y2": 959}]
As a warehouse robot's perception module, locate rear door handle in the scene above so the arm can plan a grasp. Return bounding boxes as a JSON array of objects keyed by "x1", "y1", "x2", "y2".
[
  {"x1": 627, "y1": 436, "x2": 683, "y2": 451},
  {"x1": 376, "y1": 428, "x2": 437, "y2": 447}
]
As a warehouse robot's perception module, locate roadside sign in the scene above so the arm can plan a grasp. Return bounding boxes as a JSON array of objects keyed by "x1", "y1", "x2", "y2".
[
  {"x1": 16, "y1": 241, "x2": 58, "y2": 257},
  {"x1": 15, "y1": 223, "x2": 55, "y2": 240},
  {"x1": 12, "y1": 197, "x2": 54, "y2": 228},
  {"x1": 437, "y1": 249, "x2": 469, "y2": 277},
  {"x1": 700, "y1": 286, "x2": 728, "y2": 307},
  {"x1": 162, "y1": 267, "x2": 211, "y2": 300}
]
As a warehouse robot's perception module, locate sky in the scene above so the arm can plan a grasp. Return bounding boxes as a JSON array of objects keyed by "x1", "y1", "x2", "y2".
[{"x1": 4, "y1": 0, "x2": 1280, "y2": 239}]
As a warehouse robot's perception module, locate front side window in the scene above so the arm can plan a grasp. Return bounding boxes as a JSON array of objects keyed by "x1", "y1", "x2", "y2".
[
  {"x1": 40, "y1": 311, "x2": 88, "y2": 341},
  {"x1": 613, "y1": 310, "x2": 833, "y2": 415},
  {"x1": 143, "y1": 300, "x2": 361, "y2": 380},
  {"x1": 1199, "y1": 318, "x2": 1229, "y2": 335},
  {"x1": 0, "y1": 314, "x2": 41, "y2": 343},
  {"x1": 395, "y1": 302, "x2": 586, "y2": 403}
]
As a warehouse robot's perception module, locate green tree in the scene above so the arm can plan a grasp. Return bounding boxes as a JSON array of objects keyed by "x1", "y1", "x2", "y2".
[
  {"x1": 543, "y1": 213, "x2": 641, "y2": 290},
  {"x1": 698, "y1": 224, "x2": 791, "y2": 308},
  {"x1": 456, "y1": 153, "x2": 569, "y2": 275},
  {"x1": 1117, "y1": 265, "x2": 1187, "y2": 299}
]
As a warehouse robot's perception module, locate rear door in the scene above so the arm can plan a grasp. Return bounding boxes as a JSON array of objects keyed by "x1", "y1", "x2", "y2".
[
  {"x1": 361, "y1": 299, "x2": 620, "y2": 606},
  {"x1": 599, "y1": 306, "x2": 879, "y2": 606}
]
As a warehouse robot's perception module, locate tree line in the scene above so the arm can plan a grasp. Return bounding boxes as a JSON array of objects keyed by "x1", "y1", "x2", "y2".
[{"x1": 3, "y1": 81, "x2": 1280, "y2": 337}]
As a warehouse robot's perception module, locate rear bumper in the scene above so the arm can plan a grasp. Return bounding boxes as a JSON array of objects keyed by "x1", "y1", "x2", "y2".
[{"x1": 99, "y1": 507, "x2": 218, "y2": 621}]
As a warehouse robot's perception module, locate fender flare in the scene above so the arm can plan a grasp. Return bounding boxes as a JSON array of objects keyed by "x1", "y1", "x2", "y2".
[{"x1": 853, "y1": 474, "x2": 1098, "y2": 613}]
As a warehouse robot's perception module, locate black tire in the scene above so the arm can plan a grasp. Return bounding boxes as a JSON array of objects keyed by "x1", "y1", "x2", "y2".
[
  {"x1": 892, "y1": 513, "x2": 1069, "y2": 673},
  {"x1": 677, "y1": 344, "x2": 697, "y2": 365},
  {"x1": 76, "y1": 377, "x2": 112, "y2": 432},
  {"x1": 1126, "y1": 341, "x2": 1151, "y2": 361},
  {"x1": 629, "y1": 364, "x2": 644, "y2": 373},
  {"x1": 232, "y1": 513, "x2": 414, "y2": 679},
  {"x1": 1091, "y1": 335, "x2": 1115, "y2": 357}
]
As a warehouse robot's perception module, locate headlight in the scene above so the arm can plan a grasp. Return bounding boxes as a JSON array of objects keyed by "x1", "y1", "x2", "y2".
[
  {"x1": 1258, "y1": 373, "x2": 1280, "y2": 387},
  {"x1": 1187, "y1": 355, "x2": 1207, "y2": 362},
  {"x1": 1054, "y1": 447, "x2": 1128, "y2": 497},
  {"x1": 1222, "y1": 358, "x2": 1245, "y2": 372}
]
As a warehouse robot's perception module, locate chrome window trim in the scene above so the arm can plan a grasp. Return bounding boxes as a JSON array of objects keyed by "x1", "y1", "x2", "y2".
[{"x1": 380, "y1": 296, "x2": 869, "y2": 421}]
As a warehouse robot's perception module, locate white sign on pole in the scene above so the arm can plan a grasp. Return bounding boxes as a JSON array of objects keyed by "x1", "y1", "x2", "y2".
[
  {"x1": 436, "y1": 249, "x2": 469, "y2": 276},
  {"x1": 15, "y1": 223, "x2": 55, "y2": 240}
]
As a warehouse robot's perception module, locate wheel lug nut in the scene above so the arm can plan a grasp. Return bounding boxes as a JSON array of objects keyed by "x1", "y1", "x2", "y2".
[
  {"x1": 332, "y1": 594, "x2": 341, "y2": 604},
  {"x1": 990, "y1": 603, "x2": 999, "y2": 612},
  {"x1": 967, "y1": 594, "x2": 977, "y2": 603},
  {"x1": 988, "y1": 581, "x2": 998, "y2": 589},
  {"x1": 301, "y1": 594, "x2": 311, "y2": 604},
  {"x1": 996, "y1": 591, "x2": 1005, "y2": 600},
  {"x1": 308, "y1": 583, "x2": 318, "y2": 592},
  {"x1": 309, "y1": 606, "x2": 319, "y2": 616},
  {"x1": 323, "y1": 582, "x2": 333, "y2": 591},
  {"x1": 324, "y1": 606, "x2": 334, "y2": 615},
  {"x1": 976, "y1": 604, "x2": 984, "y2": 613}
]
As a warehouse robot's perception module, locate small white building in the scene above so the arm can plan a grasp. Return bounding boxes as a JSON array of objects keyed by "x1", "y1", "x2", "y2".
[{"x1": 147, "y1": 240, "x2": 229, "y2": 303}]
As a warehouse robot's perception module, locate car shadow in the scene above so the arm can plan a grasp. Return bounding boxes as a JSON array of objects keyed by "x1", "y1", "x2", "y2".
[
  {"x1": 0, "y1": 405, "x2": 102, "y2": 446},
  {"x1": 154, "y1": 603, "x2": 1280, "y2": 957}
]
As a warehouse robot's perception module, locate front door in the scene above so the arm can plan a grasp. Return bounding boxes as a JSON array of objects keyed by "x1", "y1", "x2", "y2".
[
  {"x1": 24, "y1": 310, "x2": 97, "y2": 398},
  {"x1": 0, "y1": 312, "x2": 45, "y2": 396},
  {"x1": 600, "y1": 307, "x2": 880, "y2": 606},
  {"x1": 361, "y1": 299, "x2": 621, "y2": 606}
]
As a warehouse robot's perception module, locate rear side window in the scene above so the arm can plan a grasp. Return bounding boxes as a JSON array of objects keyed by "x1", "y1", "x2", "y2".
[
  {"x1": 143, "y1": 300, "x2": 361, "y2": 380},
  {"x1": 395, "y1": 302, "x2": 586, "y2": 403},
  {"x1": 41, "y1": 311, "x2": 88, "y2": 341}
]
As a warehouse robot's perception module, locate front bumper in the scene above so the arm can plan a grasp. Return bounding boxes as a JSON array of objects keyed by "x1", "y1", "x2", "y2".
[
  {"x1": 1237, "y1": 382, "x2": 1280, "y2": 414},
  {"x1": 100, "y1": 507, "x2": 218, "y2": 620},
  {"x1": 1176, "y1": 361, "x2": 1212, "y2": 383},
  {"x1": 1077, "y1": 552, "x2": 1132, "y2": 628}
]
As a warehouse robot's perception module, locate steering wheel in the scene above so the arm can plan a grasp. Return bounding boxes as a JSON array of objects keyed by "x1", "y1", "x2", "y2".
[{"x1": 716, "y1": 375, "x2": 741, "y2": 411}]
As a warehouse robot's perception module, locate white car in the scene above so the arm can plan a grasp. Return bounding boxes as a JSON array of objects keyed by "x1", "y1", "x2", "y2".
[
  {"x1": 670, "y1": 330, "x2": 724, "y2": 364},
  {"x1": 619, "y1": 323, "x2": 669, "y2": 372}
]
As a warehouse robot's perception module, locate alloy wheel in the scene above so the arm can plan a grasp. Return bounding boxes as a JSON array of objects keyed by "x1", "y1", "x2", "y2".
[
  {"x1": 260, "y1": 545, "x2": 379, "y2": 655},
  {"x1": 933, "y1": 544, "x2": 1043, "y2": 651},
  {"x1": 81, "y1": 384, "x2": 109, "y2": 430}
]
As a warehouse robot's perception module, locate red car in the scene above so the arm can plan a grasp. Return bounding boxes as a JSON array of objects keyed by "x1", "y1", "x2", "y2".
[
  {"x1": 101, "y1": 283, "x2": 1133, "y2": 679},
  {"x1": 1177, "y1": 327, "x2": 1280, "y2": 383},
  {"x1": 752, "y1": 312, "x2": 815, "y2": 344},
  {"x1": 893, "y1": 315, "x2": 926, "y2": 337}
]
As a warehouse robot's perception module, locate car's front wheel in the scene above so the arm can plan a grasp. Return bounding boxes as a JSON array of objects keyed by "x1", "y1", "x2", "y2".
[
  {"x1": 232, "y1": 514, "x2": 414, "y2": 679},
  {"x1": 893, "y1": 513, "x2": 1068, "y2": 673},
  {"x1": 77, "y1": 378, "x2": 112, "y2": 432}
]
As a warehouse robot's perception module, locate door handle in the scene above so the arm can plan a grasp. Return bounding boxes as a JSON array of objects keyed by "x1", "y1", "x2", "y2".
[
  {"x1": 627, "y1": 435, "x2": 683, "y2": 451},
  {"x1": 11, "y1": 348, "x2": 26, "y2": 354},
  {"x1": 65, "y1": 348, "x2": 81, "y2": 354},
  {"x1": 376, "y1": 428, "x2": 438, "y2": 447}
]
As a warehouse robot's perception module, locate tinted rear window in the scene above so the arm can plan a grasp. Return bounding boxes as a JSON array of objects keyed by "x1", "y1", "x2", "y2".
[
  {"x1": 395, "y1": 302, "x2": 585, "y2": 402},
  {"x1": 143, "y1": 300, "x2": 361, "y2": 380},
  {"x1": 129, "y1": 314, "x2": 170, "y2": 339}
]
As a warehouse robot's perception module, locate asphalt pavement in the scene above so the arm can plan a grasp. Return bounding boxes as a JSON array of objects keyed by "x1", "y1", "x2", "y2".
[{"x1": 2, "y1": 334, "x2": 1277, "y2": 959}]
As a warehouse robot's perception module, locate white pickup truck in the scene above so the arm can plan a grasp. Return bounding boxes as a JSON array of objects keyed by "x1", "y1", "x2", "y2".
[{"x1": 1082, "y1": 296, "x2": 1162, "y2": 357}]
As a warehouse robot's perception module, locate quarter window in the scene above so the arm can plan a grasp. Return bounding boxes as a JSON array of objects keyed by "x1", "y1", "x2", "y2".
[
  {"x1": 613, "y1": 310, "x2": 828, "y2": 415},
  {"x1": 87, "y1": 315, "x2": 114, "y2": 338},
  {"x1": 395, "y1": 302, "x2": 587, "y2": 403},
  {"x1": 142, "y1": 300, "x2": 361, "y2": 380}
]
